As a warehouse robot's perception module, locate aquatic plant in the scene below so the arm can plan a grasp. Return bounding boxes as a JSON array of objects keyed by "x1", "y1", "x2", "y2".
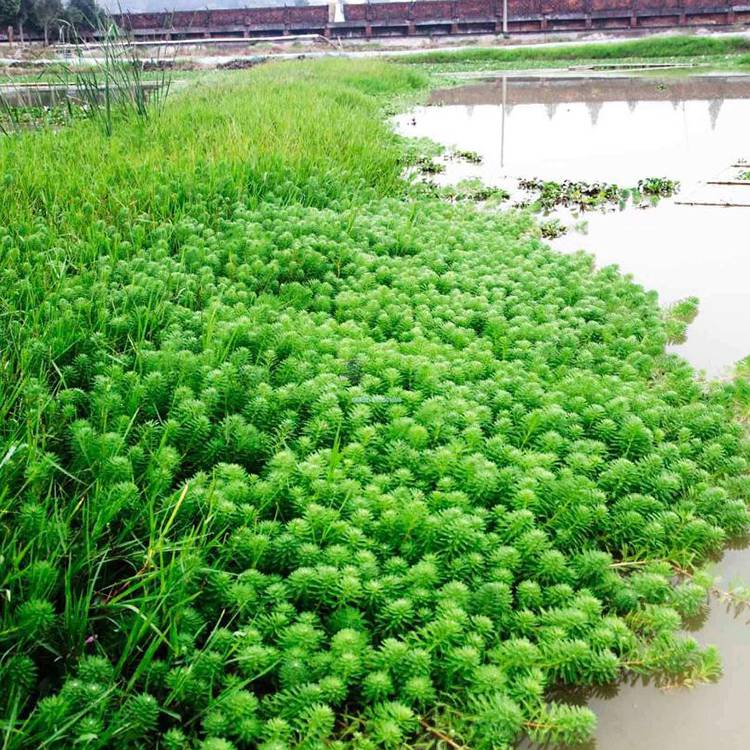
[
  {"x1": 539, "y1": 218, "x2": 567, "y2": 239},
  {"x1": 440, "y1": 178, "x2": 509, "y2": 203},
  {"x1": 0, "y1": 99, "x2": 86, "y2": 133},
  {"x1": 415, "y1": 157, "x2": 446, "y2": 174},
  {"x1": 451, "y1": 149, "x2": 483, "y2": 164},
  {"x1": 0, "y1": 59, "x2": 748, "y2": 750},
  {"x1": 637, "y1": 177, "x2": 680, "y2": 198},
  {"x1": 519, "y1": 178, "x2": 625, "y2": 212},
  {"x1": 519, "y1": 177, "x2": 679, "y2": 213},
  {"x1": 663, "y1": 297, "x2": 700, "y2": 345}
]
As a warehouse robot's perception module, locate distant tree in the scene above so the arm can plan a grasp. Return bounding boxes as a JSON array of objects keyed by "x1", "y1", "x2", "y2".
[
  {"x1": 65, "y1": 0, "x2": 102, "y2": 31},
  {"x1": 16, "y1": 0, "x2": 35, "y2": 42},
  {"x1": 32, "y1": 0, "x2": 63, "y2": 43},
  {"x1": 0, "y1": 0, "x2": 21, "y2": 28}
]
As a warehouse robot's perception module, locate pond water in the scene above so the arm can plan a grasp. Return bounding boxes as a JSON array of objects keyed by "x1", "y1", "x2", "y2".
[
  {"x1": 394, "y1": 72, "x2": 750, "y2": 378},
  {"x1": 396, "y1": 72, "x2": 750, "y2": 750},
  {"x1": 0, "y1": 83, "x2": 161, "y2": 108}
]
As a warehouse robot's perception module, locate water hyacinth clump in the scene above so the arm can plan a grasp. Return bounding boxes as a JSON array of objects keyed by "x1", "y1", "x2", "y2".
[{"x1": 1, "y1": 63, "x2": 750, "y2": 750}]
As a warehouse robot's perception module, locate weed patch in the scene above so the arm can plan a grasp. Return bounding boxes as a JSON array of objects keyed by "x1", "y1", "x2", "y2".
[{"x1": 518, "y1": 177, "x2": 679, "y2": 212}]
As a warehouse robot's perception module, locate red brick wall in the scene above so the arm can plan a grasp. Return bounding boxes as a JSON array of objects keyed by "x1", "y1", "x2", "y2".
[
  {"x1": 114, "y1": 0, "x2": 739, "y2": 35},
  {"x1": 591, "y1": 0, "x2": 632, "y2": 12},
  {"x1": 413, "y1": 1, "x2": 455, "y2": 20},
  {"x1": 369, "y1": 2, "x2": 412, "y2": 21},
  {"x1": 345, "y1": 4, "x2": 368, "y2": 20},
  {"x1": 637, "y1": 0, "x2": 681, "y2": 10},
  {"x1": 242, "y1": 8, "x2": 287, "y2": 23},
  {"x1": 541, "y1": 0, "x2": 588, "y2": 14},
  {"x1": 288, "y1": 6, "x2": 328, "y2": 23},
  {"x1": 509, "y1": 0, "x2": 542, "y2": 17},
  {"x1": 456, "y1": 0, "x2": 495, "y2": 18}
]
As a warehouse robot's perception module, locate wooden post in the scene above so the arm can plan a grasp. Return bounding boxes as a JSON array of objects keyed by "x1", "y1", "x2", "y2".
[{"x1": 7, "y1": 25, "x2": 13, "y2": 47}]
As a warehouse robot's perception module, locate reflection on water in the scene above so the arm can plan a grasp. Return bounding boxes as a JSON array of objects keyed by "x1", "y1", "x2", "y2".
[
  {"x1": 396, "y1": 73, "x2": 750, "y2": 750},
  {"x1": 395, "y1": 73, "x2": 750, "y2": 377},
  {"x1": 398, "y1": 74, "x2": 750, "y2": 186}
]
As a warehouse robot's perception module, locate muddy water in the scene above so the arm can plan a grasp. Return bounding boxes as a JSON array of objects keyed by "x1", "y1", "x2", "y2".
[
  {"x1": 0, "y1": 83, "x2": 161, "y2": 107},
  {"x1": 396, "y1": 72, "x2": 750, "y2": 749},
  {"x1": 395, "y1": 72, "x2": 750, "y2": 378}
]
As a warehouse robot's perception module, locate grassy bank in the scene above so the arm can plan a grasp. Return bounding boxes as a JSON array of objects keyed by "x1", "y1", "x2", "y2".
[
  {"x1": 400, "y1": 33, "x2": 750, "y2": 71},
  {"x1": 0, "y1": 61, "x2": 425, "y2": 231},
  {"x1": 2, "y1": 58, "x2": 750, "y2": 750}
]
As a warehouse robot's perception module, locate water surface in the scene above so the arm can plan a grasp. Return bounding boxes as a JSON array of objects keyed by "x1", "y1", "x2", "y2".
[
  {"x1": 0, "y1": 83, "x2": 161, "y2": 107},
  {"x1": 395, "y1": 72, "x2": 750, "y2": 377}
]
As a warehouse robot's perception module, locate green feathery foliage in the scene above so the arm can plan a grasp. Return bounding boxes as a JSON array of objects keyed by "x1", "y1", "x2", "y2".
[{"x1": 0, "y1": 58, "x2": 748, "y2": 750}]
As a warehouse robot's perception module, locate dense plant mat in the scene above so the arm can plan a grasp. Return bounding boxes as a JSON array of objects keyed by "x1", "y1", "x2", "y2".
[{"x1": 1, "y1": 60, "x2": 749, "y2": 750}]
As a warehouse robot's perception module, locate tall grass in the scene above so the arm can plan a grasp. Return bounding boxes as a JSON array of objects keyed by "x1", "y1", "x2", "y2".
[
  {"x1": 0, "y1": 89, "x2": 24, "y2": 136},
  {"x1": 0, "y1": 60, "x2": 426, "y2": 236},
  {"x1": 57, "y1": 23, "x2": 172, "y2": 136},
  {"x1": 0, "y1": 25, "x2": 171, "y2": 137},
  {"x1": 402, "y1": 34, "x2": 750, "y2": 66}
]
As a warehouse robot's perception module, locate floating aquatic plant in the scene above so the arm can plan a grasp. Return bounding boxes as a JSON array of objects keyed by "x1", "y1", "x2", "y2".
[
  {"x1": 663, "y1": 296, "x2": 700, "y2": 345},
  {"x1": 518, "y1": 177, "x2": 625, "y2": 211},
  {"x1": 450, "y1": 149, "x2": 483, "y2": 164},
  {"x1": 637, "y1": 177, "x2": 680, "y2": 197},
  {"x1": 440, "y1": 178, "x2": 509, "y2": 204},
  {"x1": 538, "y1": 218, "x2": 568, "y2": 239},
  {"x1": 518, "y1": 177, "x2": 679, "y2": 213}
]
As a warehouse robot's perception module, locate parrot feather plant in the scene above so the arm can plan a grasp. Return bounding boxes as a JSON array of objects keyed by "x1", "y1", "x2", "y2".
[{"x1": 1, "y1": 59, "x2": 749, "y2": 750}]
